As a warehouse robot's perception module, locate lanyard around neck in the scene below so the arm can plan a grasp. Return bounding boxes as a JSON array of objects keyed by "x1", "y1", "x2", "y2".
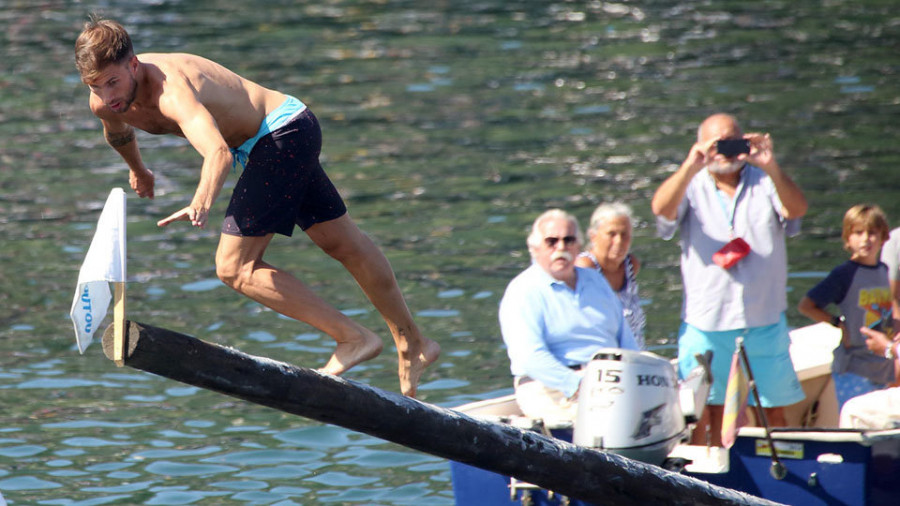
[{"x1": 713, "y1": 174, "x2": 745, "y2": 239}]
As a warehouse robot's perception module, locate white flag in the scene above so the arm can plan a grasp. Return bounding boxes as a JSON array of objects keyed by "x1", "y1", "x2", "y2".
[{"x1": 70, "y1": 188, "x2": 127, "y2": 353}]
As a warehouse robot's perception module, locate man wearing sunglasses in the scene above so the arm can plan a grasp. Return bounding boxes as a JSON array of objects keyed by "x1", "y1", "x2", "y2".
[
  {"x1": 499, "y1": 209, "x2": 639, "y2": 423},
  {"x1": 651, "y1": 113, "x2": 808, "y2": 446}
]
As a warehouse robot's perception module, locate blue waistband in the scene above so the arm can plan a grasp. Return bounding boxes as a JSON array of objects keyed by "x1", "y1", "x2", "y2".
[{"x1": 231, "y1": 95, "x2": 307, "y2": 170}]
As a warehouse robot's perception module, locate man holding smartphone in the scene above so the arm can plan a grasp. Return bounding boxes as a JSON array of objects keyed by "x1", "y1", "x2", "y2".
[{"x1": 651, "y1": 113, "x2": 808, "y2": 446}]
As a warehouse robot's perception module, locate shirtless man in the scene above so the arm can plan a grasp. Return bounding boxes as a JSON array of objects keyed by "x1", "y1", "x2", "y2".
[{"x1": 74, "y1": 17, "x2": 439, "y2": 397}]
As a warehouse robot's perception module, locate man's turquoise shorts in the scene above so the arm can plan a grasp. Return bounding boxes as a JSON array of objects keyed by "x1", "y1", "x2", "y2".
[{"x1": 678, "y1": 313, "x2": 805, "y2": 407}]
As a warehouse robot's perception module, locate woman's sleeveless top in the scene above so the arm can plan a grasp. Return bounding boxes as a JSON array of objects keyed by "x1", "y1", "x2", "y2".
[{"x1": 579, "y1": 252, "x2": 646, "y2": 349}]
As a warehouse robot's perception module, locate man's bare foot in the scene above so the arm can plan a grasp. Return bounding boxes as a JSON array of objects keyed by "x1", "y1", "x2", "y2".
[
  {"x1": 398, "y1": 337, "x2": 441, "y2": 398},
  {"x1": 319, "y1": 332, "x2": 383, "y2": 376}
]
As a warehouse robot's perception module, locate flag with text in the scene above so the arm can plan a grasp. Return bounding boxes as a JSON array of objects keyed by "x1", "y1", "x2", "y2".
[{"x1": 69, "y1": 188, "x2": 126, "y2": 353}]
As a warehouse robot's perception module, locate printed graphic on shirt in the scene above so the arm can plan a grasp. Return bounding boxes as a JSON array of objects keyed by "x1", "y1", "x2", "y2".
[{"x1": 858, "y1": 287, "x2": 892, "y2": 334}]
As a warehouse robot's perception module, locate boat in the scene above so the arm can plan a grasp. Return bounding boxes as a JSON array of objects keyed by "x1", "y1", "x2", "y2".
[{"x1": 449, "y1": 323, "x2": 900, "y2": 505}]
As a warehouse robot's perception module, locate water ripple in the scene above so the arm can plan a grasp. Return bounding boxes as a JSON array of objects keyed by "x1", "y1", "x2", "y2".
[
  {"x1": 124, "y1": 395, "x2": 168, "y2": 402},
  {"x1": 416, "y1": 309, "x2": 460, "y2": 318},
  {"x1": 86, "y1": 462, "x2": 135, "y2": 472},
  {"x1": 231, "y1": 490, "x2": 290, "y2": 502},
  {"x1": 234, "y1": 464, "x2": 312, "y2": 480},
  {"x1": 336, "y1": 449, "x2": 437, "y2": 469},
  {"x1": 180, "y1": 279, "x2": 222, "y2": 292},
  {"x1": 133, "y1": 446, "x2": 222, "y2": 460},
  {"x1": 273, "y1": 426, "x2": 355, "y2": 449},
  {"x1": 145, "y1": 489, "x2": 230, "y2": 504},
  {"x1": 155, "y1": 430, "x2": 206, "y2": 439},
  {"x1": 209, "y1": 479, "x2": 268, "y2": 490},
  {"x1": 0, "y1": 475, "x2": 61, "y2": 490},
  {"x1": 47, "y1": 469, "x2": 89, "y2": 477},
  {"x1": 43, "y1": 420, "x2": 150, "y2": 429},
  {"x1": 271, "y1": 485, "x2": 311, "y2": 496},
  {"x1": 16, "y1": 378, "x2": 121, "y2": 389},
  {"x1": 201, "y1": 449, "x2": 325, "y2": 465},
  {"x1": 82, "y1": 480, "x2": 155, "y2": 493},
  {"x1": 165, "y1": 386, "x2": 200, "y2": 397},
  {"x1": 62, "y1": 437, "x2": 130, "y2": 448},
  {"x1": 306, "y1": 471, "x2": 379, "y2": 487},
  {"x1": 144, "y1": 461, "x2": 238, "y2": 477},
  {"x1": 246, "y1": 330, "x2": 277, "y2": 342},
  {"x1": 418, "y1": 378, "x2": 470, "y2": 391},
  {"x1": 0, "y1": 444, "x2": 46, "y2": 457}
]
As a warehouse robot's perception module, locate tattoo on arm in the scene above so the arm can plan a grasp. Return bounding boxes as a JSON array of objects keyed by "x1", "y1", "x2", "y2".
[{"x1": 106, "y1": 127, "x2": 136, "y2": 148}]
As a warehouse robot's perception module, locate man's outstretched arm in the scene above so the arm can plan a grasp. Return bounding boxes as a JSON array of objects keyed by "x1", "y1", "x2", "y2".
[{"x1": 155, "y1": 85, "x2": 232, "y2": 229}]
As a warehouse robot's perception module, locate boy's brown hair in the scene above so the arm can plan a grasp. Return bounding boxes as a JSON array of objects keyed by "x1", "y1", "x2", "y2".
[
  {"x1": 842, "y1": 204, "x2": 890, "y2": 250},
  {"x1": 74, "y1": 16, "x2": 134, "y2": 81}
]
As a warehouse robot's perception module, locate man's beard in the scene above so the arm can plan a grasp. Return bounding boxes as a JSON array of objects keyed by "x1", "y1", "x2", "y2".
[
  {"x1": 115, "y1": 76, "x2": 138, "y2": 113},
  {"x1": 708, "y1": 159, "x2": 745, "y2": 175}
]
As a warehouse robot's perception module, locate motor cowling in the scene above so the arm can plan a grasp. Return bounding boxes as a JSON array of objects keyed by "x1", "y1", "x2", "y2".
[{"x1": 573, "y1": 348, "x2": 688, "y2": 465}]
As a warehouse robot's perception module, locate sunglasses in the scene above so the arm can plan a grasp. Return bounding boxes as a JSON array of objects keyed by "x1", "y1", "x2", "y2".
[{"x1": 544, "y1": 236, "x2": 577, "y2": 247}]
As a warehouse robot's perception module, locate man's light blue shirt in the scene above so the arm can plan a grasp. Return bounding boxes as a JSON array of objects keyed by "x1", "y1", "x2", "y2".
[
  {"x1": 656, "y1": 165, "x2": 801, "y2": 331},
  {"x1": 499, "y1": 264, "x2": 638, "y2": 397}
]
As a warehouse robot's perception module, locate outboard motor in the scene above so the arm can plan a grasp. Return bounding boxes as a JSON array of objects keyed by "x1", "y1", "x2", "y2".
[{"x1": 573, "y1": 348, "x2": 689, "y2": 465}]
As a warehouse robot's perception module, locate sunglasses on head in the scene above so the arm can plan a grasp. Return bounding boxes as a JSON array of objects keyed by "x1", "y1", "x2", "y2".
[{"x1": 544, "y1": 236, "x2": 577, "y2": 247}]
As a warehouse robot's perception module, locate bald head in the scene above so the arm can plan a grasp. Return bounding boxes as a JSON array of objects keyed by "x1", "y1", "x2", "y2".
[{"x1": 698, "y1": 113, "x2": 743, "y2": 144}]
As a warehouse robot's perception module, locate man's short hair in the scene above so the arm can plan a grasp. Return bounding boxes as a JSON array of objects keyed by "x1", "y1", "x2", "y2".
[
  {"x1": 842, "y1": 204, "x2": 890, "y2": 249},
  {"x1": 526, "y1": 209, "x2": 583, "y2": 252},
  {"x1": 75, "y1": 16, "x2": 134, "y2": 81}
]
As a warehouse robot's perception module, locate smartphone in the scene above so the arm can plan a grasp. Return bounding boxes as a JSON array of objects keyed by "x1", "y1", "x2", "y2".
[{"x1": 716, "y1": 139, "x2": 750, "y2": 158}]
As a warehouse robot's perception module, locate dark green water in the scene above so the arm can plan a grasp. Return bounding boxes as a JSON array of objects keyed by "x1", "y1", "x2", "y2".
[{"x1": 1, "y1": 1, "x2": 897, "y2": 504}]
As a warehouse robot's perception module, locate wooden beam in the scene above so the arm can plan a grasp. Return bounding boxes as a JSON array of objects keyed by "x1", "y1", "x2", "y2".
[
  {"x1": 101, "y1": 321, "x2": 781, "y2": 506},
  {"x1": 112, "y1": 281, "x2": 125, "y2": 367}
]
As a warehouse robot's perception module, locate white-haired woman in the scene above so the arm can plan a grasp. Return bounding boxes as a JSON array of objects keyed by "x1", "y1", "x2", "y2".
[{"x1": 575, "y1": 202, "x2": 646, "y2": 349}]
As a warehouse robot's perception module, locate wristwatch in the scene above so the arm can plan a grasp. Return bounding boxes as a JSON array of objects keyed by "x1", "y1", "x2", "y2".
[
  {"x1": 885, "y1": 342, "x2": 896, "y2": 361},
  {"x1": 830, "y1": 315, "x2": 845, "y2": 327}
]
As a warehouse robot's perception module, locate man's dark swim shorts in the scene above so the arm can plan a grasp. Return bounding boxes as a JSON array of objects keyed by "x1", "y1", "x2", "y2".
[{"x1": 223, "y1": 106, "x2": 347, "y2": 237}]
